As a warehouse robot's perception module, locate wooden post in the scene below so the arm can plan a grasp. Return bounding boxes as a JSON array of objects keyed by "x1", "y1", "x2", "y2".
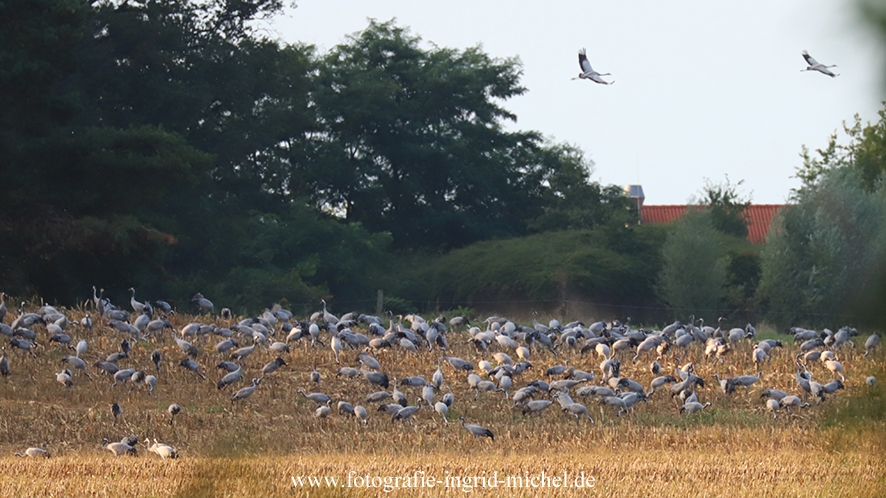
[{"x1": 376, "y1": 290, "x2": 384, "y2": 317}]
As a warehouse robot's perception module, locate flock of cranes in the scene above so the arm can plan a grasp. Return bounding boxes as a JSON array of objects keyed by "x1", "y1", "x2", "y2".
[
  {"x1": 574, "y1": 48, "x2": 839, "y2": 84},
  {"x1": 0, "y1": 289, "x2": 881, "y2": 459}
]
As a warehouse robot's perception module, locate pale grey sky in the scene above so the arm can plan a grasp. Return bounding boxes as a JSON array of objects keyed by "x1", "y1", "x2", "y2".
[{"x1": 264, "y1": 1, "x2": 884, "y2": 204}]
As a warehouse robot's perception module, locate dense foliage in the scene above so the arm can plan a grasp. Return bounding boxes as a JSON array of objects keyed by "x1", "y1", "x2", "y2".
[
  {"x1": 0, "y1": 0, "x2": 633, "y2": 311},
  {"x1": 758, "y1": 106, "x2": 886, "y2": 329}
]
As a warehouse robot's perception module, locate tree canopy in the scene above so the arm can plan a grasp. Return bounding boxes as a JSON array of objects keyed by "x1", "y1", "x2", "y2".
[{"x1": 0, "y1": 2, "x2": 632, "y2": 311}]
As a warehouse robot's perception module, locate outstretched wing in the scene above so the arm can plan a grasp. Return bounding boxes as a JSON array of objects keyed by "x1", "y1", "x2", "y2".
[
  {"x1": 578, "y1": 48, "x2": 594, "y2": 74},
  {"x1": 802, "y1": 50, "x2": 819, "y2": 67}
]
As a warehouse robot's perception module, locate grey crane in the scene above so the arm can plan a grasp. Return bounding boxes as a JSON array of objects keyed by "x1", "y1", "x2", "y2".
[
  {"x1": 154, "y1": 300, "x2": 175, "y2": 315},
  {"x1": 355, "y1": 405, "x2": 369, "y2": 425},
  {"x1": 728, "y1": 370, "x2": 763, "y2": 393},
  {"x1": 217, "y1": 365, "x2": 243, "y2": 390},
  {"x1": 14, "y1": 447, "x2": 50, "y2": 458},
  {"x1": 56, "y1": 369, "x2": 73, "y2": 388},
  {"x1": 822, "y1": 379, "x2": 844, "y2": 395},
  {"x1": 822, "y1": 358, "x2": 845, "y2": 382},
  {"x1": 168, "y1": 403, "x2": 181, "y2": 425},
  {"x1": 151, "y1": 350, "x2": 162, "y2": 375},
  {"x1": 231, "y1": 378, "x2": 261, "y2": 404},
  {"x1": 48, "y1": 330, "x2": 72, "y2": 347},
  {"x1": 191, "y1": 293, "x2": 214, "y2": 314},
  {"x1": 357, "y1": 351, "x2": 382, "y2": 372},
  {"x1": 298, "y1": 390, "x2": 332, "y2": 406},
  {"x1": 420, "y1": 384, "x2": 435, "y2": 406},
  {"x1": 174, "y1": 337, "x2": 198, "y2": 358},
  {"x1": 378, "y1": 403, "x2": 404, "y2": 416},
  {"x1": 648, "y1": 375, "x2": 677, "y2": 395},
  {"x1": 129, "y1": 288, "x2": 151, "y2": 315},
  {"x1": 217, "y1": 361, "x2": 239, "y2": 373},
  {"x1": 766, "y1": 398, "x2": 781, "y2": 419},
  {"x1": 400, "y1": 376, "x2": 427, "y2": 388},
  {"x1": 330, "y1": 333, "x2": 343, "y2": 364},
  {"x1": 392, "y1": 405, "x2": 420, "y2": 425},
  {"x1": 760, "y1": 388, "x2": 788, "y2": 401},
  {"x1": 338, "y1": 401, "x2": 355, "y2": 418},
  {"x1": 600, "y1": 396, "x2": 630, "y2": 417},
  {"x1": 9, "y1": 338, "x2": 37, "y2": 358},
  {"x1": 545, "y1": 360, "x2": 570, "y2": 377},
  {"x1": 120, "y1": 435, "x2": 139, "y2": 447},
  {"x1": 366, "y1": 391, "x2": 392, "y2": 403},
  {"x1": 391, "y1": 380, "x2": 408, "y2": 407},
  {"x1": 752, "y1": 345, "x2": 769, "y2": 369},
  {"x1": 72, "y1": 339, "x2": 88, "y2": 358},
  {"x1": 145, "y1": 374, "x2": 157, "y2": 394},
  {"x1": 802, "y1": 50, "x2": 839, "y2": 77},
  {"x1": 179, "y1": 358, "x2": 206, "y2": 379},
  {"x1": 332, "y1": 367, "x2": 357, "y2": 380},
  {"x1": 315, "y1": 400, "x2": 332, "y2": 419},
  {"x1": 521, "y1": 399, "x2": 553, "y2": 417},
  {"x1": 864, "y1": 333, "x2": 880, "y2": 356},
  {"x1": 230, "y1": 344, "x2": 256, "y2": 363},
  {"x1": 459, "y1": 416, "x2": 494, "y2": 441},
  {"x1": 443, "y1": 355, "x2": 473, "y2": 372},
  {"x1": 561, "y1": 401, "x2": 595, "y2": 423},
  {"x1": 511, "y1": 385, "x2": 539, "y2": 407},
  {"x1": 147, "y1": 439, "x2": 179, "y2": 459},
  {"x1": 0, "y1": 355, "x2": 8, "y2": 377},
  {"x1": 261, "y1": 357, "x2": 287, "y2": 378},
  {"x1": 61, "y1": 355, "x2": 92, "y2": 379},
  {"x1": 111, "y1": 402, "x2": 122, "y2": 426},
  {"x1": 361, "y1": 368, "x2": 389, "y2": 389},
  {"x1": 434, "y1": 401, "x2": 449, "y2": 423},
  {"x1": 780, "y1": 395, "x2": 811, "y2": 413},
  {"x1": 102, "y1": 438, "x2": 136, "y2": 457},
  {"x1": 548, "y1": 379, "x2": 587, "y2": 393},
  {"x1": 310, "y1": 365, "x2": 321, "y2": 384},
  {"x1": 680, "y1": 401, "x2": 711, "y2": 415},
  {"x1": 94, "y1": 360, "x2": 119, "y2": 376},
  {"x1": 215, "y1": 338, "x2": 239, "y2": 356}
]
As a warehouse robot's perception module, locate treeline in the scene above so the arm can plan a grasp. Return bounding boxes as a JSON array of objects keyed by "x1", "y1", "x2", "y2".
[
  {"x1": 1, "y1": 0, "x2": 884, "y2": 328},
  {"x1": 0, "y1": 0, "x2": 633, "y2": 311}
]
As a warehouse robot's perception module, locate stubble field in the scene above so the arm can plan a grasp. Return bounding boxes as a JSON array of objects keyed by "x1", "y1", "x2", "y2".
[{"x1": 0, "y1": 303, "x2": 883, "y2": 497}]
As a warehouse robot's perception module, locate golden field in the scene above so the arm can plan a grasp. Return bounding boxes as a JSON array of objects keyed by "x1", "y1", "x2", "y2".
[{"x1": 0, "y1": 303, "x2": 883, "y2": 497}]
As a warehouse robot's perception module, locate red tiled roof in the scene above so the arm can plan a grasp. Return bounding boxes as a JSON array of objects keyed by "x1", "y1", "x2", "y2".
[{"x1": 641, "y1": 204, "x2": 787, "y2": 243}]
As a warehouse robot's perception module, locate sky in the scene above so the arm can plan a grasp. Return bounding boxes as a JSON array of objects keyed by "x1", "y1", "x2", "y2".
[{"x1": 262, "y1": 1, "x2": 885, "y2": 205}]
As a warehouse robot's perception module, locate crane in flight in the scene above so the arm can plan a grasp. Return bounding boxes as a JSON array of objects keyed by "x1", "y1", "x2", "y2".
[
  {"x1": 572, "y1": 48, "x2": 613, "y2": 85},
  {"x1": 801, "y1": 50, "x2": 839, "y2": 77}
]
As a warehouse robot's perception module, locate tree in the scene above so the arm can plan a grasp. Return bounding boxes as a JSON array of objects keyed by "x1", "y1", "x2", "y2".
[
  {"x1": 758, "y1": 103, "x2": 886, "y2": 329},
  {"x1": 525, "y1": 144, "x2": 635, "y2": 232},
  {"x1": 306, "y1": 20, "x2": 585, "y2": 250},
  {"x1": 656, "y1": 211, "x2": 728, "y2": 318},
  {"x1": 697, "y1": 176, "x2": 751, "y2": 238}
]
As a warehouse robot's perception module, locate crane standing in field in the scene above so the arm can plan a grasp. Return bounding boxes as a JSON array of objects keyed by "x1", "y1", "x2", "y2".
[{"x1": 572, "y1": 48, "x2": 614, "y2": 85}]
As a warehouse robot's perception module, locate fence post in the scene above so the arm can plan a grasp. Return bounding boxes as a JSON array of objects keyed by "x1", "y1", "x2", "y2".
[{"x1": 376, "y1": 290, "x2": 384, "y2": 317}]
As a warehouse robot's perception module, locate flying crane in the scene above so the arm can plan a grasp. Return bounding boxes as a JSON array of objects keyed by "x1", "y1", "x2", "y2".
[{"x1": 572, "y1": 48, "x2": 613, "y2": 85}]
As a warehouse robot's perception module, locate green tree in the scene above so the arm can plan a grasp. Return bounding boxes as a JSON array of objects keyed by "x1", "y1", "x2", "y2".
[
  {"x1": 656, "y1": 211, "x2": 728, "y2": 317},
  {"x1": 760, "y1": 104, "x2": 886, "y2": 328},
  {"x1": 757, "y1": 168, "x2": 886, "y2": 328},
  {"x1": 526, "y1": 143, "x2": 635, "y2": 232},
  {"x1": 307, "y1": 20, "x2": 587, "y2": 250},
  {"x1": 698, "y1": 176, "x2": 751, "y2": 238}
]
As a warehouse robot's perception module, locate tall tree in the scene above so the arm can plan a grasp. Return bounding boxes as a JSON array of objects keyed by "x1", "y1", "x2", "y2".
[
  {"x1": 656, "y1": 211, "x2": 728, "y2": 318},
  {"x1": 307, "y1": 20, "x2": 555, "y2": 250},
  {"x1": 759, "y1": 105, "x2": 886, "y2": 328}
]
